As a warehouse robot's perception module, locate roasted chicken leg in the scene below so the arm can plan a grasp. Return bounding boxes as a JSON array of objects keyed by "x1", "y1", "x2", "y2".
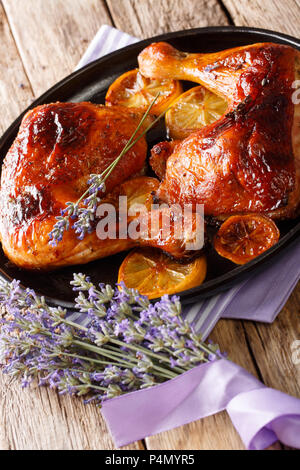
[
  {"x1": 139, "y1": 42, "x2": 300, "y2": 219},
  {"x1": 0, "y1": 102, "x2": 200, "y2": 269},
  {"x1": 0, "y1": 103, "x2": 148, "y2": 269},
  {"x1": 2, "y1": 41, "x2": 299, "y2": 270}
]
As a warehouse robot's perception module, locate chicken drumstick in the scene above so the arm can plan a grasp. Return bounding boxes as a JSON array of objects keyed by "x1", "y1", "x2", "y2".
[{"x1": 139, "y1": 42, "x2": 300, "y2": 219}]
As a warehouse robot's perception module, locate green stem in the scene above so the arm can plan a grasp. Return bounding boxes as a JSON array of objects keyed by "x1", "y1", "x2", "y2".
[
  {"x1": 51, "y1": 351, "x2": 124, "y2": 368},
  {"x1": 60, "y1": 351, "x2": 176, "y2": 380},
  {"x1": 55, "y1": 315, "x2": 184, "y2": 375},
  {"x1": 197, "y1": 343, "x2": 221, "y2": 358},
  {"x1": 54, "y1": 315, "x2": 185, "y2": 375},
  {"x1": 61, "y1": 315, "x2": 217, "y2": 365},
  {"x1": 106, "y1": 344, "x2": 179, "y2": 378},
  {"x1": 62, "y1": 91, "x2": 161, "y2": 215},
  {"x1": 71, "y1": 339, "x2": 135, "y2": 366},
  {"x1": 101, "y1": 91, "x2": 160, "y2": 181},
  {"x1": 102, "y1": 103, "x2": 170, "y2": 182},
  {"x1": 25, "y1": 336, "x2": 177, "y2": 380},
  {"x1": 75, "y1": 384, "x2": 106, "y2": 392},
  {"x1": 73, "y1": 340, "x2": 176, "y2": 380}
]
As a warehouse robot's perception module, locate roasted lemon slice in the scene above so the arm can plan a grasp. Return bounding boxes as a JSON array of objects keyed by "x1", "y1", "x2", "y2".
[
  {"x1": 165, "y1": 85, "x2": 227, "y2": 139},
  {"x1": 214, "y1": 214, "x2": 280, "y2": 265},
  {"x1": 119, "y1": 176, "x2": 159, "y2": 219},
  {"x1": 118, "y1": 248, "x2": 207, "y2": 299},
  {"x1": 105, "y1": 69, "x2": 182, "y2": 114}
]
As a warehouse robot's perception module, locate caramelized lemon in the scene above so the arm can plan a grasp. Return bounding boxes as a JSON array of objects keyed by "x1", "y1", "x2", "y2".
[
  {"x1": 118, "y1": 248, "x2": 207, "y2": 299},
  {"x1": 214, "y1": 214, "x2": 280, "y2": 265},
  {"x1": 165, "y1": 85, "x2": 227, "y2": 139},
  {"x1": 105, "y1": 69, "x2": 182, "y2": 114},
  {"x1": 119, "y1": 176, "x2": 159, "y2": 219}
]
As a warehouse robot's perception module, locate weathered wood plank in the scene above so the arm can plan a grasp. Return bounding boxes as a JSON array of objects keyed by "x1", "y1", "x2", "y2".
[
  {"x1": 0, "y1": 2, "x2": 33, "y2": 134},
  {"x1": 2, "y1": 0, "x2": 112, "y2": 96},
  {"x1": 145, "y1": 412, "x2": 245, "y2": 450},
  {"x1": 243, "y1": 283, "x2": 300, "y2": 398},
  {"x1": 107, "y1": 0, "x2": 229, "y2": 38},
  {"x1": 0, "y1": 373, "x2": 143, "y2": 450},
  {"x1": 223, "y1": 0, "x2": 300, "y2": 37}
]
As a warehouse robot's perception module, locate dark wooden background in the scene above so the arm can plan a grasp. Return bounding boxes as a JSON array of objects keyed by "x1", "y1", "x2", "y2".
[{"x1": 0, "y1": 0, "x2": 299, "y2": 450}]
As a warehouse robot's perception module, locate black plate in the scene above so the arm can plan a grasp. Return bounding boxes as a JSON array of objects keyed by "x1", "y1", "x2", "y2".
[{"x1": 0, "y1": 26, "x2": 300, "y2": 307}]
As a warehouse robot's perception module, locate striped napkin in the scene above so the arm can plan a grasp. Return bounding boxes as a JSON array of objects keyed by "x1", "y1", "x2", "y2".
[{"x1": 76, "y1": 25, "x2": 300, "y2": 338}]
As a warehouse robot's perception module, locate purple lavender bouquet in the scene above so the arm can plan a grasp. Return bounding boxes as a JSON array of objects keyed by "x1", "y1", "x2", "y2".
[
  {"x1": 1, "y1": 275, "x2": 300, "y2": 450},
  {"x1": 0, "y1": 274, "x2": 222, "y2": 404}
]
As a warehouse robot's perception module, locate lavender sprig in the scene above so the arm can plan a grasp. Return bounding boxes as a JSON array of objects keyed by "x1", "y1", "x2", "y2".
[
  {"x1": 0, "y1": 276, "x2": 225, "y2": 405},
  {"x1": 49, "y1": 92, "x2": 167, "y2": 245}
]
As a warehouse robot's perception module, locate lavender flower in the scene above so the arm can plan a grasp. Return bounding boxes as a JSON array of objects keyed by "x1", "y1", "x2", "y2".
[
  {"x1": 48, "y1": 177, "x2": 105, "y2": 245},
  {"x1": 48, "y1": 214, "x2": 70, "y2": 246},
  {"x1": 0, "y1": 274, "x2": 224, "y2": 406},
  {"x1": 88, "y1": 175, "x2": 106, "y2": 196},
  {"x1": 48, "y1": 201, "x2": 80, "y2": 246}
]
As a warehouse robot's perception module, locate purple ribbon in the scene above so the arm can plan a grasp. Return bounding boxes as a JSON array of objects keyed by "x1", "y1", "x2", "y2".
[{"x1": 101, "y1": 359, "x2": 300, "y2": 449}]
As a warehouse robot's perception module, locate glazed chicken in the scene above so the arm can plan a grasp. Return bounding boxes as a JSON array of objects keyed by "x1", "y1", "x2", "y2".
[
  {"x1": 1, "y1": 41, "x2": 299, "y2": 270},
  {"x1": 0, "y1": 102, "x2": 199, "y2": 269},
  {"x1": 0, "y1": 103, "x2": 148, "y2": 269},
  {"x1": 139, "y1": 42, "x2": 300, "y2": 219}
]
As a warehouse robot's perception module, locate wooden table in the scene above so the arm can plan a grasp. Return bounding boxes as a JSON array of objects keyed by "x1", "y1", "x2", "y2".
[{"x1": 0, "y1": 0, "x2": 299, "y2": 450}]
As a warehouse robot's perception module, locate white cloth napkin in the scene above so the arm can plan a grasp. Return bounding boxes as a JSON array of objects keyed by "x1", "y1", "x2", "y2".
[{"x1": 76, "y1": 25, "x2": 300, "y2": 337}]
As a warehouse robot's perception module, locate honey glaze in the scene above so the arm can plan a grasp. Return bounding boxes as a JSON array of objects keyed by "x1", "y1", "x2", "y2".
[
  {"x1": 0, "y1": 102, "x2": 149, "y2": 269},
  {"x1": 141, "y1": 42, "x2": 298, "y2": 216}
]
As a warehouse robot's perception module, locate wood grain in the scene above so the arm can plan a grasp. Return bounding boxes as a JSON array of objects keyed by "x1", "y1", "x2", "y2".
[
  {"x1": 223, "y1": 0, "x2": 300, "y2": 37},
  {"x1": 243, "y1": 284, "x2": 300, "y2": 398},
  {"x1": 0, "y1": 2, "x2": 33, "y2": 134},
  {"x1": 106, "y1": 0, "x2": 229, "y2": 38},
  {"x1": 0, "y1": 373, "x2": 143, "y2": 450},
  {"x1": 2, "y1": 0, "x2": 112, "y2": 96},
  {"x1": 145, "y1": 412, "x2": 245, "y2": 450}
]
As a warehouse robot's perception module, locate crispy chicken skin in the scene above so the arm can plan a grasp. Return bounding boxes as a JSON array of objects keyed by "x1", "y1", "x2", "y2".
[
  {"x1": 0, "y1": 102, "x2": 147, "y2": 269},
  {"x1": 139, "y1": 42, "x2": 300, "y2": 219},
  {"x1": 1, "y1": 41, "x2": 299, "y2": 270}
]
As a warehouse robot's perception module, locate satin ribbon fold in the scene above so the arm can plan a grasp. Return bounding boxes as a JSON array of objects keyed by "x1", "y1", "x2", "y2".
[{"x1": 101, "y1": 359, "x2": 300, "y2": 449}]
